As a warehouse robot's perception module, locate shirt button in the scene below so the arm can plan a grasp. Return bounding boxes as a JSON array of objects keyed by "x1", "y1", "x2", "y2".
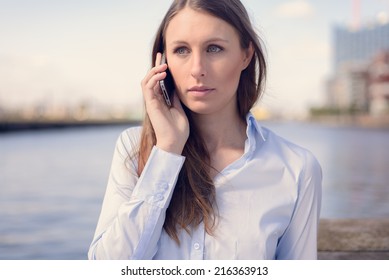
[
  {"x1": 155, "y1": 194, "x2": 164, "y2": 201},
  {"x1": 193, "y1": 242, "x2": 201, "y2": 250},
  {"x1": 158, "y1": 183, "x2": 169, "y2": 191}
]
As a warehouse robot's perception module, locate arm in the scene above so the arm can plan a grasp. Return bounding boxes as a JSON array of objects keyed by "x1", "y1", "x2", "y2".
[
  {"x1": 89, "y1": 52, "x2": 189, "y2": 259},
  {"x1": 275, "y1": 151, "x2": 322, "y2": 260},
  {"x1": 88, "y1": 129, "x2": 185, "y2": 259}
]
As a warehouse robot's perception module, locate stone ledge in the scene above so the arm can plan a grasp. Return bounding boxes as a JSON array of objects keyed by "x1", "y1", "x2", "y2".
[
  {"x1": 318, "y1": 251, "x2": 389, "y2": 260},
  {"x1": 318, "y1": 219, "x2": 389, "y2": 260}
]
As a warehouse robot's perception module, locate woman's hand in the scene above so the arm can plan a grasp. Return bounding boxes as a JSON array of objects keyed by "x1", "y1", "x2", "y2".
[{"x1": 141, "y1": 53, "x2": 189, "y2": 155}]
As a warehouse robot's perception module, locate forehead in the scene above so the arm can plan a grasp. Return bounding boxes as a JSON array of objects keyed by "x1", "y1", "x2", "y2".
[{"x1": 165, "y1": 7, "x2": 239, "y2": 44}]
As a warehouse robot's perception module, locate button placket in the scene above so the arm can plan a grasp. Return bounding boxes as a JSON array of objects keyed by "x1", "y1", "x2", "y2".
[
  {"x1": 190, "y1": 223, "x2": 205, "y2": 259},
  {"x1": 193, "y1": 242, "x2": 201, "y2": 250}
]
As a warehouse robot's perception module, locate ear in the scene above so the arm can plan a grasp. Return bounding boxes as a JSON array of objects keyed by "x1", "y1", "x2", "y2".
[{"x1": 241, "y1": 42, "x2": 254, "y2": 70}]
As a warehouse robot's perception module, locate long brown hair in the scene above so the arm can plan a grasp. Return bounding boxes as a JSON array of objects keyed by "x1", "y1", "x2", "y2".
[{"x1": 138, "y1": 0, "x2": 267, "y2": 243}]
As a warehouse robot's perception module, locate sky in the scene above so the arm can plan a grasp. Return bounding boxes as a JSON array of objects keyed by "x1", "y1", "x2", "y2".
[{"x1": 1, "y1": 0, "x2": 389, "y2": 118}]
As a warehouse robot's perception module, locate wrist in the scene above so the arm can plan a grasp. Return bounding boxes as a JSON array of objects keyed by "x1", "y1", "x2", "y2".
[{"x1": 156, "y1": 142, "x2": 185, "y2": 155}]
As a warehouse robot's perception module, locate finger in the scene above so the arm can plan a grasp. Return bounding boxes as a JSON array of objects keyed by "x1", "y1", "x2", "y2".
[
  {"x1": 142, "y1": 74, "x2": 166, "y2": 106},
  {"x1": 141, "y1": 64, "x2": 167, "y2": 87},
  {"x1": 153, "y1": 81, "x2": 165, "y2": 101},
  {"x1": 155, "y1": 52, "x2": 162, "y2": 67},
  {"x1": 145, "y1": 71, "x2": 167, "y2": 93},
  {"x1": 141, "y1": 62, "x2": 167, "y2": 94},
  {"x1": 141, "y1": 52, "x2": 169, "y2": 104}
]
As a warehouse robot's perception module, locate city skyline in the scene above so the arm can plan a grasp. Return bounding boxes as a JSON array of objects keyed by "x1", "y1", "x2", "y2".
[{"x1": 1, "y1": 0, "x2": 389, "y2": 118}]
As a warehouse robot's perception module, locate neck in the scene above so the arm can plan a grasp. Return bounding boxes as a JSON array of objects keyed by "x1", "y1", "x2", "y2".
[{"x1": 191, "y1": 110, "x2": 247, "y2": 153}]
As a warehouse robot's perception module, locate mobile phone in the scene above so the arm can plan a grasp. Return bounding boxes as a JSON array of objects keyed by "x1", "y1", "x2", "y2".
[{"x1": 159, "y1": 53, "x2": 172, "y2": 107}]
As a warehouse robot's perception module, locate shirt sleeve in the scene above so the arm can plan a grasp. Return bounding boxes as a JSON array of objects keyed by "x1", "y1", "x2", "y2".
[
  {"x1": 88, "y1": 128, "x2": 185, "y2": 260},
  {"x1": 275, "y1": 150, "x2": 322, "y2": 260}
]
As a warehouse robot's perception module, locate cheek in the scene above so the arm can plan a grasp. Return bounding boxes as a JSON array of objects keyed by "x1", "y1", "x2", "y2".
[
  {"x1": 168, "y1": 63, "x2": 185, "y2": 91},
  {"x1": 219, "y1": 63, "x2": 243, "y2": 88}
]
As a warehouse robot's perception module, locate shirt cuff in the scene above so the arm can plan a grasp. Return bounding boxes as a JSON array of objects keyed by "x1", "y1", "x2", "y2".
[{"x1": 132, "y1": 146, "x2": 185, "y2": 208}]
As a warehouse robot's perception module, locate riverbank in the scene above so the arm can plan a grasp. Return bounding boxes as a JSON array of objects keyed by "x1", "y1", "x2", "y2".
[
  {"x1": 0, "y1": 119, "x2": 141, "y2": 133},
  {"x1": 309, "y1": 114, "x2": 389, "y2": 130},
  {"x1": 3, "y1": 111, "x2": 389, "y2": 133},
  {"x1": 318, "y1": 219, "x2": 389, "y2": 260}
]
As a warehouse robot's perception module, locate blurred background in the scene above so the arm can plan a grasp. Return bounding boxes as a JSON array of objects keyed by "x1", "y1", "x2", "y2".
[{"x1": 0, "y1": 0, "x2": 388, "y2": 259}]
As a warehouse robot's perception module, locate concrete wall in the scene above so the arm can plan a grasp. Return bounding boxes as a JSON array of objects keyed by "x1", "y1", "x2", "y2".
[{"x1": 318, "y1": 219, "x2": 389, "y2": 260}]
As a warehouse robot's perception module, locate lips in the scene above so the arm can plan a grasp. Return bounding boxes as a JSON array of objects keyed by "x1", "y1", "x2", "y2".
[{"x1": 187, "y1": 85, "x2": 215, "y2": 96}]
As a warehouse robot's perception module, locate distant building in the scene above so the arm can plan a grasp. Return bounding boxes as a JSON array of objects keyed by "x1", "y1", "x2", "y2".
[
  {"x1": 368, "y1": 51, "x2": 389, "y2": 116},
  {"x1": 333, "y1": 21, "x2": 389, "y2": 70},
  {"x1": 326, "y1": 63, "x2": 368, "y2": 111},
  {"x1": 326, "y1": 20, "x2": 389, "y2": 115}
]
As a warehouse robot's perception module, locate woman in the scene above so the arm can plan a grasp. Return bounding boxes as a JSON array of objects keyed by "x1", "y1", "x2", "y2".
[{"x1": 88, "y1": 0, "x2": 322, "y2": 260}]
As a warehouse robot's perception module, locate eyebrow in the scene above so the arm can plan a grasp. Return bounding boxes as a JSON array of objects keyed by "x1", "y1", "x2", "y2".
[{"x1": 170, "y1": 37, "x2": 230, "y2": 45}]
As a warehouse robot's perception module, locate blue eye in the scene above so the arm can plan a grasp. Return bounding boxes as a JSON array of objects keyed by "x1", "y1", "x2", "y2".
[
  {"x1": 174, "y1": 47, "x2": 189, "y2": 55},
  {"x1": 207, "y1": 45, "x2": 222, "y2": 53}
]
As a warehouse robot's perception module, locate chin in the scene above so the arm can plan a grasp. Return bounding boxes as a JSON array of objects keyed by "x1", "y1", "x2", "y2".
[
  {"x1": 184, "y1": 102, "x2": 228, "y2": 117},
  {"x1": 183, "y1": 102, "x2": 211, "y2": 114}
]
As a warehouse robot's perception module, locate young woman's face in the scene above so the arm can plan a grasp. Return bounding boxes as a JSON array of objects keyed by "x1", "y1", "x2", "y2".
[{"x1": 165, "y1": 7, "x2": 252, "y2": 117}]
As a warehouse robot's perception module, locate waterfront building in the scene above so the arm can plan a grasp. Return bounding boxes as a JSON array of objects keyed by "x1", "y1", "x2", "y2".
[
  {"x1": 333, "y1": 21, "x2": 389, "y2": 70},
  {"x1": 368, "y1": 51, "x2": 389, "y2": 116},
  {"x1": 326, "y1": 63, "x2": 369, "y2": 111},
  {"x1": 326, "y1": 21, "x2": 389, "y2": 114}
]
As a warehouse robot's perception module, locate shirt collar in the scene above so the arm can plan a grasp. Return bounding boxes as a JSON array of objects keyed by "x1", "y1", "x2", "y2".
[{"x1": 244, "y1": 112, "x2": 267, "y2": 155}]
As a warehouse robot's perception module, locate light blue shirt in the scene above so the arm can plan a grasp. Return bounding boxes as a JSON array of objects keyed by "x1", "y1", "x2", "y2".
[{"x1": 88, "y1": 113, "x2": 322, "y2": 260}]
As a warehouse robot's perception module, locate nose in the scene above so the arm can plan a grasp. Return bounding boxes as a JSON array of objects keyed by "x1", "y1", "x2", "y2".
[{"x1": 190, "y1": 52, "x2": 206, "y2": 79}]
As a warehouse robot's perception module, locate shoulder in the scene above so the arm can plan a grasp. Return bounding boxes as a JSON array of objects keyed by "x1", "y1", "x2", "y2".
[
  {"x1": 256, "y1": 125, "x2": 322, "y2": 203},
  {"x1": 114, "y1": 126, "x2": 143, "y2": 158},
  {"x1": 258, "y1": 124, "x2": 322, "y2": 178},
  {"x1": 119, "y1": 126, "x2": 142, "y2": 144}
]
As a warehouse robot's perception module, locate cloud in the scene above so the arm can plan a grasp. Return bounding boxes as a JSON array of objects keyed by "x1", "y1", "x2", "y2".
[{"x1": 274, "y1": 0, "x2": 315, "y2": 19}]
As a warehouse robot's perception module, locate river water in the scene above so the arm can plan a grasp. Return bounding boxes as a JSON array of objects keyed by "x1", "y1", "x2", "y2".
[{"x1": 0, "y1": 121, "x2": 388, "y2": 259}]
